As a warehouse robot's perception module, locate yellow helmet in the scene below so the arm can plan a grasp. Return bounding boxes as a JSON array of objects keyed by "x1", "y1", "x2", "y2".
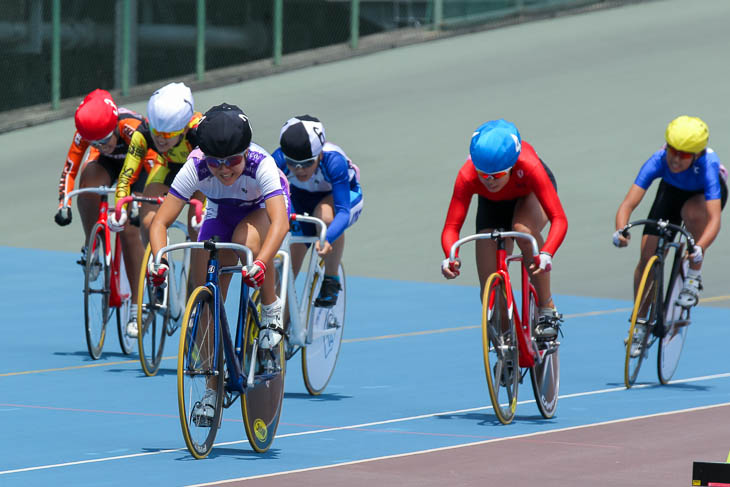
[{"x1": 665, "y1": 115, "x2": 709, "y2": 154}]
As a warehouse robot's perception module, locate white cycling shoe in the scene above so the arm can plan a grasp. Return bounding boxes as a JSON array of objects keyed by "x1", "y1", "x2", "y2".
[
  {"x1": 126, "y1": 304, "x2": 139, "y2": 338},
  {"x1": 676, "y1": 277, "x2": 701, "y2": 308},
  {"x1": 258, "y1": 307, "x2": 283, "y2": 350},
  {"x1": 192, "y1": 389, "x2": 217, "y2": 427}
]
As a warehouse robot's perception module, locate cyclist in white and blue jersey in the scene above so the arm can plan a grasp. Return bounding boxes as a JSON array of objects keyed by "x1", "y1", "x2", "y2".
[
  {"x1": 271, "y1": 115, "x2": 363, "y2": 307},
  {"x1": 614, "y1": 116, "x2": 727, "y2": 307}
]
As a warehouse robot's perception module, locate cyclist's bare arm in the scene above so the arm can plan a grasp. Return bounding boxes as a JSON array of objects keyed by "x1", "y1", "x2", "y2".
[
  {"x1": 614, "y1": 184, "x2": 646, "y2": 246},
  {"x1": 694, "y1": 198, "x2": 722, "y2": 251},
  {"x1": 149, "y1": 193, "x2": 186, "y2": 260}
]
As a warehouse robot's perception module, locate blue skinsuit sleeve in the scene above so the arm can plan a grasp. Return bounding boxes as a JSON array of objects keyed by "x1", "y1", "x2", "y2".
[
  {"x1": 271, "y1": 148, "x2": 288, "y2": 173},
  {"x1": 323, "y1": 153, "x2": 351, "y2": 243}
]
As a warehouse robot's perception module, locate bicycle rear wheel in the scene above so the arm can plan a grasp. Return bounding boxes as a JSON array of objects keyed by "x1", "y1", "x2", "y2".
[
  {"x1": 528, "y1": 289, "x2": 560, "y2": 419},
  {"x1": 657, "y1": 261, "x2": 690, "y2": 384},
  {"x1": 137, "y1": 244, "x2": 170, "y2": 376},
  {"x1": 624, "y1": 255, "x2": 660, "y2": 388},
  {"x1": 242, "y1": 293, "x2": 286, "y2": 453},
  {"x1": 177, "y1": 286, "x2": 224, "y2": 459},
  {"x1": 84, "y1": 223, "x2": 111, "y2": 360},
  {"x1": 482, "y1": 272, "x2": 519, "y2": 425},
  {"x1": 302, "y1": 262, "x2": 346, "y2": 395}
]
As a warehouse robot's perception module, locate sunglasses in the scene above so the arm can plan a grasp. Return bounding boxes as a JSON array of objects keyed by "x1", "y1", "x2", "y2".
[
  {"x1": 203, "y1": 153, "x2": 245, "y2": 168},
  {"x1": 151, "y1": 127, "x2": 185, "y2": 139},
  {"x1": 477, "y1": 168, "x2": 510, "y2": 180},
  {"x1": 285, "y1": 155, "x2": 317, "y2": 170},
  {"x1": 89, "y1": 131, "x2": 115, "y2": 148},
  {"x1": 666, "y1": 145, "x2": 695, "y2": 160}
]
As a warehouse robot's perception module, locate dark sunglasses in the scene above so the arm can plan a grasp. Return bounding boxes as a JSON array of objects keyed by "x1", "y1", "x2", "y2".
[
  {"x1": 89, "y1": 131, "x2": 115, "y2": 148},
  {"x1": 203, "y1": 154, "x2": 245, "y2": 168},
  {"x1": 285, "y1": 155, "x2": 317, "y2": 170},
  {"x1": 666, "y1": 145, "x2": 695, "y2": 160}
]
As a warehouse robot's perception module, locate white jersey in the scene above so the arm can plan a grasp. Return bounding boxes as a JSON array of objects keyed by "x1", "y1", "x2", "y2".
[{"x1": 169, "y1": 143, "x2": 286, "y2": 219}]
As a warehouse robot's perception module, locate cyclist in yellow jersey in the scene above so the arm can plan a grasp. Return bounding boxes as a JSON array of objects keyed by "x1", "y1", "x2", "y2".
[{"x1": 111, "y1": 82, "x2": 205, "y2": 337}]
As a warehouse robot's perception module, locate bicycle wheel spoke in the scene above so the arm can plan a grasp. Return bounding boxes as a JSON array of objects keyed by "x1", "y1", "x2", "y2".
[{"x1": 84, "y1": 225, "x2": 110, "y2": 360}]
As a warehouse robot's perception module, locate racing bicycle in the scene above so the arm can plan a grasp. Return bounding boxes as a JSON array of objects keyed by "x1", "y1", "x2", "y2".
[
  {"x1": 617, "y1": 219, "x2": 695, "y2": 388},
  {"x1": 275, "y1": 213, "x2": 346, "y2": 395},
  {"x1": 155, "y1": 239, "x2": 285, "y2": 458},
  {"x1": 447, "y1": 230, "x2": 560, "y2": 424}
]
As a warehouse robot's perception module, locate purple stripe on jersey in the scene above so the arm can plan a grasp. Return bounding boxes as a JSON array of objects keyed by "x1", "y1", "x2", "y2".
[
  {"x1": 192, "y1": 157, "x2": 213, "y2": 181},
  {"x1": 243, "y1": 149, "x2": 266, "y2": 178},
  {"x1": 168, "y1": 187, "x2": 188, "y2": 201}
]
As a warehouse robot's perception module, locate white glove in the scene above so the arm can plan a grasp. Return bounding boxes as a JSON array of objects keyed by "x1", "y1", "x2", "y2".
[
  {"x1": 147, "y1": 258, "x2": 169, "y2": 288},
  {"x1": 689, "y1": 245, "x2": 703, "y2": 264},
  {"x1": 612, "y1": 230, "x2": 630, "y2": 247},
  {"x1": 109, "y1": 209, "x2": 128, "y2": 232},
  {"x1": 537, "y1": 252, "x2": 552, "y2": 272},
  {"x1": 190, "y1": 207, "x2": 205, "y2": 231},
  {"x1": 441, "y1": 258, "x2": 461, "y2": 278}
]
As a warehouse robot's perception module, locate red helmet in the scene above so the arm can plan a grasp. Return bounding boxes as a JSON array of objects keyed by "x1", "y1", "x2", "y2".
[{"x1": 74, "y1": 89, "x2": 119, "y2": 141}]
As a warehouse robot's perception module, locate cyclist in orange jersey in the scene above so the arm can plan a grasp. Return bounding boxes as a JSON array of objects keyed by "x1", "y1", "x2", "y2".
[
  {"x1": 111, "y1": 82, "x2": 205, "y2": 338},
  {"x1": 55, "y1": 89, "x2": 157, "y2": 337}
]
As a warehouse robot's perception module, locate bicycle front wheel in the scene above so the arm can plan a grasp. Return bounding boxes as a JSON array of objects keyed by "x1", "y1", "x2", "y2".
[
  {"x1": 625, "y1": 255, "x2": 660, "y2": 388},
  {"x1": 482, "y1": 272, "x2": 519, "y2": 425},
  {"x1": 242, "y1": 293, "x2": 286, "y2": 453},
  {"x1": 115, "y1": 249, "x2": 135, "y2": 355},
  {"x1": 84, "y1": 223, "x2": 111, "y2": 359},
  {"x1": 657, "y1": 264, "x2": 690, "y2": 384},
  {"x1": 137, "y1": 244, "x2": 170, "y2": 376},
  {"x1": 177, "y1": 286, "x2": 224, "y2": 459},
  {"x1": 528, "y1": 289, "x2": 560, "y2": 419},
  {"x1": 302, "y1": 262, "x2": 346, "y2": 395}
]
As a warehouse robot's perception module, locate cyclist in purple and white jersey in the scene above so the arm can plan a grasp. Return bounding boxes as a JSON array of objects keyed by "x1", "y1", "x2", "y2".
[
  {"x1": 148, "y1": 103, "x2": 290, "y2": 424},
  {"x1": 271, "y1": 115, "x2": 363, "y2": 307},
  {"x1": 614, "y1": 115, "x2": 727, "y2": 307}
]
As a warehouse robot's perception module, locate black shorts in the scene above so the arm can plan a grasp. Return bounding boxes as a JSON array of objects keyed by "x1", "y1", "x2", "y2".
[
  {"x1": 93, "y1": 156, "x2": 147, "y2": 193},
  {"x1": 475, "y1": 160, "x2": 557, "y2": 232},
  {"x1": 163, "y1": 163, "x2": 183, "y2": 187},
  {"x1": 643, "y1": 179, "x2": 728, "y2": 238}
]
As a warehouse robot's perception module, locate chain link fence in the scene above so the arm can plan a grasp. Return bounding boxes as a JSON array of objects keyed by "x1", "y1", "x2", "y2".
[{"x1": 1, "y1": 0, "x2": 639, "y2": 115}]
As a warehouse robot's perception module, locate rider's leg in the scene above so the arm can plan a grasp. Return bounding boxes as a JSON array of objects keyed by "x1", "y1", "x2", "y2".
[
  {"x1": 77, "y1": 160, "x2": 112, "y2": 241},
  {"x1": 512, "y1": 193, "x2": 550, "y2": 308}
]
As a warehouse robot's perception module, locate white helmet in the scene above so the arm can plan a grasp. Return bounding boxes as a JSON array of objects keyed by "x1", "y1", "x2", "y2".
[{"x1": 147, "y1": 82, "x2": 194, "y2": 133}]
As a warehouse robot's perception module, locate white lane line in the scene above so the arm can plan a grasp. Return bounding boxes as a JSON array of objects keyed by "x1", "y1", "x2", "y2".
[
  {"x1": 187, "y1": 400, "x2": 730, "y2": 486},
  {"x1": 2, "y1": 372, "x2": 730, "y2": 477}
]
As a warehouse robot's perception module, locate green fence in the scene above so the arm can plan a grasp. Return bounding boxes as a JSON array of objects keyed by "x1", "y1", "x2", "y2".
[{"x1": 1, "y1": 0, "x2": 616, "y2": 113}]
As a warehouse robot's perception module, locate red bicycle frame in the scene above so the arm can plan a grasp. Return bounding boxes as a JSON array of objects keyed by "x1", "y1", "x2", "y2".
[{"x1": 89, "y1": 192, "x2": 126, "y2": 308}]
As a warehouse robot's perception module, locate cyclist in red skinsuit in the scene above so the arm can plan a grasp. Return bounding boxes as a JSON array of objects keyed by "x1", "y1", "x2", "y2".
[
  {"x1": 54, "y1": 89, "x2": 157, "y2": 337},
  {"x1": 441, "y1": 119, "x2": 568, "y2": 338}
]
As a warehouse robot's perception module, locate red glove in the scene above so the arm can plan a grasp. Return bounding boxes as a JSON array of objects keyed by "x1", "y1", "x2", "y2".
[
  {"x1": 242, "y1": 259, "x2": 266, "y2": 289},
  {"x1": 148, "y1": 257, "x2": 169, "y2": 287}
]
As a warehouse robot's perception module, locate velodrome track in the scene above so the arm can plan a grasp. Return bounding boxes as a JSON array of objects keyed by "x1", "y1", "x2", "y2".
[{"x1": 2, "y1": 0, "x2": 730, "y2": 485}]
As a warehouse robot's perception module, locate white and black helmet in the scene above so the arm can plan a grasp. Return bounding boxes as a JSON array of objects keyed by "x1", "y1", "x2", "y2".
[{"x1": 279, "y1": 115, "x2": 326, "y2": 162}]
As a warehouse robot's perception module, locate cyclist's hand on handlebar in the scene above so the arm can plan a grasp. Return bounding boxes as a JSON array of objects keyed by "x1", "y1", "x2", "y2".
[
  {"x1": 190, "y1": 206, "x2": 205, "y2": 231},
  {"x1": 242, "y1": 259, "x2": 266, "y2": 289},
  {"x1": 441, "y1": 258, "x2": 461, "y2": 279},
  {"x1": 54, "y1": 207, "x2": 72, "y2": 226},
  {"x1": 612, "y1": 230, "x2": 630, "y2": 247},
  {"x1": 689, "y1": 245, "x2": 703, "y2": 264},
  {"x1": 109, "y1": 208, "x2": 128, "y2": 232},
  {"x1": 147, "y1": 257, "x2": 169, "y2": 288},
  {"x1": 315, "y1": 239, "x2": 333, "y2": 256},
  {"x1": 530, "y1": 252, "x2": 553, "y2": 274}
]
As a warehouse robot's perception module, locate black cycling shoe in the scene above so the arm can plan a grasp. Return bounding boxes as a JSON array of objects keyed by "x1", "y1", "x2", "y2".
[{"x1": 314, "y1": 276, "x2": 341, "y2": 308}]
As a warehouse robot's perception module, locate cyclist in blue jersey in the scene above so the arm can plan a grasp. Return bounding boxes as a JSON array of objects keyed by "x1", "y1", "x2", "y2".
[
  {"x1": 614, "y1": 116, "x2": 727, "y2": 307},
  {"x1": 271, "y1": 115, "x2": 363, "y2": 307}
]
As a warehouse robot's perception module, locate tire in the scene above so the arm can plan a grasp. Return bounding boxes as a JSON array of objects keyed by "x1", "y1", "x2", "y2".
[
  {"x1": 302, "y1": 262, "x2": 346, "y2": 395},
  {"x1": 137, "y1": 244, "x2": 170, "y2": 376},
  {"x1": 657, "y1": 258, "x2": 690, "y2": 384},
  {"x1": 177, "y1": 286, "x2": 224, "y2": 459},
  {"x1": 482, "y1": 272, "x2": 519, "y2": 425},
  {"x1": 241, "y1": 296, "x2": 286, "y2": 453},
  {"x1": 529, "y1": 288, "x2": 560, "y2": 419},
  {"x1": 84, "y1": 223, "x2": 111, "y2": 360},
  {"x1": 624, "y1": 255, "x2": 660, "y2": 388}
]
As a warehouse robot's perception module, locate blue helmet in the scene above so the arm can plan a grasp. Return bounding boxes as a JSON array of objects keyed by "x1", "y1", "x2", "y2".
[{"x1": 469, "y1": 119, "x2": 522, "y2": 173}]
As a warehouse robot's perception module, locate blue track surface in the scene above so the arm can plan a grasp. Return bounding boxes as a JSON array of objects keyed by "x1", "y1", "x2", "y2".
[{"x1": 2, "y1": 246, "x2": 729, "y2": 486}]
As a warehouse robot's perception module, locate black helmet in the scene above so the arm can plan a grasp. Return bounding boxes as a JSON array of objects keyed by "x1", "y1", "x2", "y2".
[
  {"x1": 197, "y1": 103, "x2": 252, "y2": 158},
  {"x1": 279, "y1": 115, "x2": 325, "y2": 162}
]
